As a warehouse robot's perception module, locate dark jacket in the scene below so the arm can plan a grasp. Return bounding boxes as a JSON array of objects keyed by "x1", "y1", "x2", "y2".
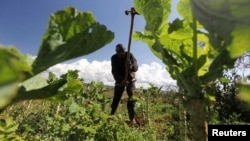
[{"x1": 111, "y1": 52, "x2": 138, "y2": 83}]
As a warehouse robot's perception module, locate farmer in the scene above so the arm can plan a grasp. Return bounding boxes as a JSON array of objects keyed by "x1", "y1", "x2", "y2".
[{"x1": 110, "y1": 43, "x2": 138, "y2": 124}]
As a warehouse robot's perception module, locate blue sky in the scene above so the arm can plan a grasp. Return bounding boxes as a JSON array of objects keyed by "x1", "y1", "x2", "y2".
[
  {"x1": 0, "y1": 0, "x2": 180, "y2": 65},
  {"x1": 0, "y1": 0, "x2": 179, "y2": 89}
]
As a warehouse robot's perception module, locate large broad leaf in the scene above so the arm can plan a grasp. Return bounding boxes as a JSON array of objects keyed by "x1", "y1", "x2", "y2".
[
  {"x1": 190, "y1": 0, "x2": 250, "y2": 82},
  {"x1": 32, "y1": 7, "x2": 114, "y2": 74},
  {"x1": 13, "y1": 70, "x2": 81, "y2": 104},
  {"x1": 20, "y1": 74, "x2": 48, "y2": 91},
  {"x1": 236, "y1": 83, "x2": 250, "y2": 109},
  {"x1": 134, "y1": 0, "x2": 249, "y2": 88},
  {"x1": 14, "y1": 76, "x2": 67, "y2": 102},
  {"x1": 134, "y1": 0, "x2": 214, "y2": 87},
  {"x1": 0, "y1": 7, "x2": 114, "y2": 110},
  {"x1": 0, "y1": 83, "x2": 19, "y2": 110},
  {"x1": 0, "y1": 46, "x2": 33, "y2": 109},
  {"x1": 191, "y1": 0, "x2": 250, "y2": 58},
  {"x1": 0, "y1": 46, "x2": 33, "y2": 86}
]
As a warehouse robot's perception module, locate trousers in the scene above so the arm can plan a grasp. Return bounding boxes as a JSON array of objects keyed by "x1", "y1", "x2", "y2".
[{"x1": 110, "y1": 81, "x2": 135, "y2": 121}]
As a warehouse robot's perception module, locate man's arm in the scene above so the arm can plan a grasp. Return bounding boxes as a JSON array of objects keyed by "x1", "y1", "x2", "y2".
[{"x1": 130, "y1": 53, "x2": 138, "y2": 72}]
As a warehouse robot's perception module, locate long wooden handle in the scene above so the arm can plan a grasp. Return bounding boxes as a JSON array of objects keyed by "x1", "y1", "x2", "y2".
[{"x1": 124, "y1": 10, "x2": 136, "y2": 83}]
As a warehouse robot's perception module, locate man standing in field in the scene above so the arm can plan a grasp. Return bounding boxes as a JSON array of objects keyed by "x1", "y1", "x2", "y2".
[{"x1": 110, "y1": 43, "x2": 138, "y2": 124}]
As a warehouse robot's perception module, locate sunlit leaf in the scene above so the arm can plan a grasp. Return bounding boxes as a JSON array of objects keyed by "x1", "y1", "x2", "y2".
[
  {"x1": 228, "y1": 25, "x2": 250, "y2": 58},
  {"x1": 134, "y1": 0, "x2": 214, "y2": 88},
  {"x1": 237, "y1": 84, "x2": 250, "y2": 104},
  {"x1": 83, "y1": 126, "x2": 96, "y2": 134},
  {"x1": 178, "y1": 0, "x2": 192, "y2": 22},
  {"x1": 62, "y1": 124, "x2": 71, "y2": 132},
  {"x1": 4, "y1": 119, "x2": 19, "y2": 132},
  {"x1": 0, "y1": 74, "x2": 47, "y2": 109},
  {"x1": 32, "y1": 7, "x2": 114, "y2": 74},
  {"x1": 134, "y1": 0, "x2": 171, "y2": 33},
  {"x1": 64, "y1": 79, "x2": 83, "y2": 94},
  {"x1": 0, "y1": 83, "x2": 19, "y2": 110},
  {"x1": 14, "y1": 78, "x2": 67, "y2": 102},
  {"x1": 191, "y1": 0, "x2": 250, "y2": 58},
  {"x1": 69, "y1": 102, "x2": 79, "y2": 114},
  {"x1": 0, "y1": 46, "x2": 33, "y2": 86},
  {"x1": 219, "y1": 77, "x2": 230, "y2": 83},
  {"x1": 20, "y1": 75, "x2": 48, "y2": 91},
  {"x1": 0, "y1": 6, "x2": 114, "y2": 110},
  {"x1": 204, "y1": 93, "x2": 216, "y2": 102}
]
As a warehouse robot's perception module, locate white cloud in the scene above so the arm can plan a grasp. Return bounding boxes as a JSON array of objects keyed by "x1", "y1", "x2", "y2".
[{"x1": 41, "y1": 59, "x2": 177, "y2": 90}]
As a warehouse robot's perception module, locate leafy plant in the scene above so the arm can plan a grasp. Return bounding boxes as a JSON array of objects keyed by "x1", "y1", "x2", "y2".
[
  {"x1": 1, "y1": 71, "x2": 160, "y2": 141},
  {"x1": 133, "y1": 0, "x2": 250, "y2": 140},
  {"x1": 1, "y1": 1, "x2": 249, "y2": 140},
  {"x1": 0, "y1": 6, "x2": 114, "y2": 110},
  {"x1": 0, "y1": 118, "x2": 24, "y2": 141},
  {"x1": 209, "y1": 69, "x2": 250, "y2": 124}
]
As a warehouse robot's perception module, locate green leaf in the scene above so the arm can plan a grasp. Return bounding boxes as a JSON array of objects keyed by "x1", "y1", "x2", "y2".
[
  {"x1": 0, "y1": 6, "x2": 114, "y2": 110},
  {"x1": 69, "y1": 102, "x2": 79, "y2": 114},
  {"x1": 32, "y1": 7, "x2": 114, "y2": 74},
  {"x1": 191, "y1": 0, "x2": 250, "y2": 58},
  {"x1": 0, "y1": 83, "x2": 19, "y2": 109},
  {"x1": 14, "y1": 77, "x2": 67, "y2": 102},
  {"x1": 62, "y1": 124, "x2": 71, "y2": 132},
  {"x1": 134, "y1": 0, "x2": 171, "y2": 33},
  {"x1": 228, "y1": 25, "x2": 250, "y2": 58},
  {"x1": 237, "y1": 84, "x2": 250, "y2": 104},
  {"x1": 83, "y1": 126, "x2": 96, "y2": 134},
  {"x1": 65, "y1": 78, "x2": 83, "y2": 93},
  {"x1": 178, "y1": 0, "x2": 192, "y2": 22},
  {"x1": 0, "y1": 118, "x2": 18, "y2": 132},
  {"x1": 204, "y1": 94, "x2": 216, "y2": 102},
  {"x1": 0, "y1": 46, "x2": 33, "y2": 86},
  {"x1": 201, "y1": 50, "x2": 236, "y2": 83},
  {"x1": 134, "y1": 0, "x2": 249, "y2": 92},
  {"x1": 20, "y1": 75, "x2": 48, "y2": 91},
  {"x1": 219, "y1": 77, "x2": 230, "y2": 83},
  {"x1": 47, "y1": 72, "x2": 59, "y2": 84},
  {"x1": 69, "y1": 101, "x2": 85, "y2": 114}
]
